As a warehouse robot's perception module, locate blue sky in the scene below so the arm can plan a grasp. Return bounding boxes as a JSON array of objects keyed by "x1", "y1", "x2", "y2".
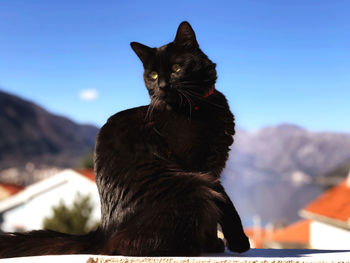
[{"x1": 0, "y1": 0, "x2": 349, "y2": 132}]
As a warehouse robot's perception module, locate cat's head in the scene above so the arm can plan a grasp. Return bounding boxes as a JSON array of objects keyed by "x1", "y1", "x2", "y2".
[{"x1": 131, "y1": 21, "x2": 217, "y2": 112}]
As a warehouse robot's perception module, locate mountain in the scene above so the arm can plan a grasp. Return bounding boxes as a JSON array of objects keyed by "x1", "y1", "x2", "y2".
[
  {"x1": 222, "y1": 124, "x2": 350, "y2": 226},
  {"x1": 0, "y1": 89, "x2": 99, "y2": 170},
  {"x1": 316, "y1": 158, "x2": 350, "y2": 189}
]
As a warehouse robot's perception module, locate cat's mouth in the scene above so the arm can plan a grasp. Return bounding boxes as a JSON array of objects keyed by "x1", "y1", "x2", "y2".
[
  {"x1": 151, "y1": 96, "x2": 172, "y2": 110},
  {"x1": 151, "y1": 89, "x2": 177, "y2": 106}
]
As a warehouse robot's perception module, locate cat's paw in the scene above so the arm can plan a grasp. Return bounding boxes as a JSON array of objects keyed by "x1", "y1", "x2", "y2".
[
  {"x1": 203, "y1": 238, "x2": 225, "y2": 253},
  {"x1": 226, "y1": 235, "x2": 250, "y2": 253}
]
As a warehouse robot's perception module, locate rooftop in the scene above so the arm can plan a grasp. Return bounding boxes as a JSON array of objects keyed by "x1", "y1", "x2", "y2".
[
  {"x1": 301, "y1": 178, "x2": 350, "y2": 227},
  {"x1": 0, "y1": 183, "x2": 25, "y2": 200},
  {"x1": 75, "y1": 169, "x2": 96, "y2": 182},
  {"x1": 264, "y1": 220, "x2": 310, "y2": 249}
]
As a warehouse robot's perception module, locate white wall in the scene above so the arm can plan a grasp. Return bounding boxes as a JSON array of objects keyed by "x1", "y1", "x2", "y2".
[
  {"x1": 1, "y1": 170, "x2": 101, "y2": 232},
  {"x1": 310, "y1": 221, "x2": 350, "y2": 249}
]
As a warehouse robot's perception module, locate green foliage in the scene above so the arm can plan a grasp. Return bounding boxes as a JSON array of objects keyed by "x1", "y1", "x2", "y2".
[
  {"x1": 80, "y1": 151, "x2": 94, "y2": 169},
  {"x1": 43, "y1": 192, "x2": 99, "y2": 235}
]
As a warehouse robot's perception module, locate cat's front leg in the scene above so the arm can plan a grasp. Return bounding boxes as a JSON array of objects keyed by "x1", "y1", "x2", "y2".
[
  {"x1": 214, "y1": 183, "x2": 250, "y2": 253},
  {"x1": 202, "y1": 225, "x2": 225, "y2": 253}
]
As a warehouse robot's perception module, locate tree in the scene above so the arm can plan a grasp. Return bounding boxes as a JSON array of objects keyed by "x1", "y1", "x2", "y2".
[
  {"x1": 43, "y1": 192, "x2": 99, "y2": 235},
  {"x1": 80, "y1": 151, "x2": 94, "y2": 169}
]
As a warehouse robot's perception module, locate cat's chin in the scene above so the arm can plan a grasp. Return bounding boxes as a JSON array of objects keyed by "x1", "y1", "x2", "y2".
[
  {"x1": 150, "y1": 99, "x2": 172, "y2": 111},
  {"x1": 159, "y1": 103, "x2": 172, "y2": 111}
]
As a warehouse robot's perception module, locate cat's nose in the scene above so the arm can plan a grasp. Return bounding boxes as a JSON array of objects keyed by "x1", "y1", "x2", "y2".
[{"x1": 158, "y1": 80, "x2": 169, "y2": 90}]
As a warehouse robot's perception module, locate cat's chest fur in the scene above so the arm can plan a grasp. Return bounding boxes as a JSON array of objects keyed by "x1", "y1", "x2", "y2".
[
  {"x1": 155, "y1": 112, "x2": 207, "y2": 150},
  {"x1": 150, "y1": 109, "x2": 230, "y2": 173}
]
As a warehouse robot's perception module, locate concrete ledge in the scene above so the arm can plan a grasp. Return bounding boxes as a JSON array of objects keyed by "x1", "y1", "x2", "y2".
[{"x1": 1, "y1": 249, "x2": 350, "y2": 263}]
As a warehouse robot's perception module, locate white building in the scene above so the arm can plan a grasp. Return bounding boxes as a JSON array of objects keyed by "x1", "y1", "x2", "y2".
[
  {"x1": 0, "y1": 169, "x2": 101, "y2": 232},
  {"x1": 299, "y1": 171, "x2": 350, "y2": 249}
]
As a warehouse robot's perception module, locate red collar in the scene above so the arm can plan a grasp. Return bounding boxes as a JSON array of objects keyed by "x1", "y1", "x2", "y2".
[
  {"x1": 194, "y1": 84, "x2": 215, "y2": 111},
  {"x1": 204, "y1": 84, "x2": 215, "y2": 98}
]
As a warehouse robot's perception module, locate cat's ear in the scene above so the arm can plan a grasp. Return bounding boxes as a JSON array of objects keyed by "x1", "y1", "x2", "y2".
[
  {"x1": 174, "y1": 21, "x2": 199, "y2": 49},
  {"x1": 130, "y1": 42, "x2": 152, "y2": 65}
]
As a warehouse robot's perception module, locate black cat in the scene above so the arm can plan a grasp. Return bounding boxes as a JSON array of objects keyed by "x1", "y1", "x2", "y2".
[{"x1": 0, "y1": 21, "x2": 250, "y2": 258}]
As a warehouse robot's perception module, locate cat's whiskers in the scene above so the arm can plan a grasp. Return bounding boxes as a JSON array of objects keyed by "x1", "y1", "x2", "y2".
[
  {"x1": 179, "y1": 78, "x2": 212, "y2": 84},
  {"x1": 145, "y1": 96, "x2": 158, "y2": 121},
  {"x1": 177, "y1": 91, "x2": 184, "y2": 107},
  {"x1": 177, "y1": 89, "x2": 193, "y2": 119},
  {"x1": 181, "y1": 88, "x2": 226, "y2": 109},
  {"x1": 145, "y1": 102, "x2": 153, "y2": 120}
]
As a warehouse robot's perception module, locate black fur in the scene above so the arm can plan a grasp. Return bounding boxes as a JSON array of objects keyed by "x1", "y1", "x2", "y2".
[{"x1": 0, "y1": 21, "x2": 250, "y2": 258}]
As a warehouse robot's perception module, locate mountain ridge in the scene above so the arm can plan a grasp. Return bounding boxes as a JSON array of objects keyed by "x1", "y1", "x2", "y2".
[{"x1": 0, "y1": 89, "x2": 99, "y2": 170}]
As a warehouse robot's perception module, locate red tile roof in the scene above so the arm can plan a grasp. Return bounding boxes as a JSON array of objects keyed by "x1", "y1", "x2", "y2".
[
  {"x1": 75, "y1": 169, "x2": 96, "y2": 182},
  {"x1": 266, "y1": 220, "x2": 310, "y2": 245},
  {"x1": 303, "y1": 180, "x2": 350, "y2": 222},
  {"x1": 0, "y1": 183, "x2": 25, "y2": 196},
  {"x1": 244, "y1": 227, "x2": 267, "y2": 248}
]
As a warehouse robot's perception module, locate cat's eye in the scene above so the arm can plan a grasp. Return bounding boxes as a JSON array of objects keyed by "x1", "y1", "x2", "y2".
[
  {"x1": 172, "y1": 64, "x2": 181, "y2": 73},
  {"x1": 149, "y1": 71, "x2": 158, "y2": 80}
]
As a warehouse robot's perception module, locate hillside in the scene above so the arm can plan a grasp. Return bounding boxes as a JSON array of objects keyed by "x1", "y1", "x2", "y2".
[
  {"x1": 0, "y1": 90, "x2": 99, "y2": 170},
  {"x1": 316, "y1": 159, "x2": 350, "y2": 189}
]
